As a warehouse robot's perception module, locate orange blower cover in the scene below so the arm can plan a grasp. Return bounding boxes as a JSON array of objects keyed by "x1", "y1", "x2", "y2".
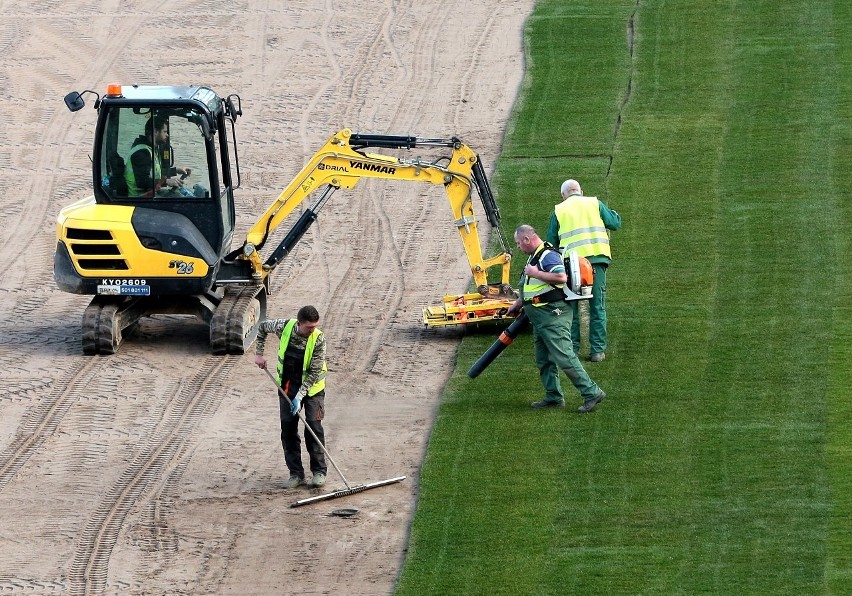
[{"x1": 579, "y1": 257, "x2": 594, "y2": 286}]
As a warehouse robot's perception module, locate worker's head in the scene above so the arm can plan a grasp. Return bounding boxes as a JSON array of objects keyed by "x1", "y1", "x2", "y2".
[
  {"x1": 514, "y1": 224, "x2": 542, "y2": 255},
  {"x1": 145, "y1": 116, "x2": 169, "y2": 144},
  {"x1": 296, "y1": 305, "x2": 320, "y2": 336},
  {"x1": 560, "y1": 179, "x2": 582, "y2": 199}
]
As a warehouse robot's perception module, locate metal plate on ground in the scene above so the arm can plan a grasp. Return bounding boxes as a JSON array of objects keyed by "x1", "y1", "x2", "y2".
[{"x1": 329, "y1": 508, "x2": 359, "y2": 518}]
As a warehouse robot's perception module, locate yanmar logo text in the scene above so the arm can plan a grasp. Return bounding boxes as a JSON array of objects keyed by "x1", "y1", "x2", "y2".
[{"x1": 350, "y1": 161, "x2": 396, "y2": 175}]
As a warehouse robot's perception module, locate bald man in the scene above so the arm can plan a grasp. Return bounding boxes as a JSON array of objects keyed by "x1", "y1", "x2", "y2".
[
  {"x1": 546, "y1": 179, "x2": 622, "y2": 362},
  {"x1": 506, "y1": 224, "x2": 606, "y2": 413}
]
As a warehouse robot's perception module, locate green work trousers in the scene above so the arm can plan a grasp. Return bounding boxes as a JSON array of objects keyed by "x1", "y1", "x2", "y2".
[
  {"x1": 571, "y1": 263, "x2": 608, "y2": 355},
  {"x1": 525, "y1": 302, "x2": 601, "y2": 403}
]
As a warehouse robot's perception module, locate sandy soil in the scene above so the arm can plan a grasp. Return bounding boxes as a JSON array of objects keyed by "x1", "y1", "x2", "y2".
[{"x1": 0, "y1": 1, "x2": 533, "y2": 594}]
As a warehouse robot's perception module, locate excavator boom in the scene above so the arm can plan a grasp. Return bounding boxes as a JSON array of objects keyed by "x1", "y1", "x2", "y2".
[
  {"x1": 234, "y1": 130, "x2": 512, "y2": 287},
  {"x1": 224, "y1": 128, "x2": 517, "y2": 327}
]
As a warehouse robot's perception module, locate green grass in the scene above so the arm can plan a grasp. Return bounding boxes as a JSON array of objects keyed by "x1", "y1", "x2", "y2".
[{"x1": 397, "y1": 1, "x2": 851, "y2": 594}]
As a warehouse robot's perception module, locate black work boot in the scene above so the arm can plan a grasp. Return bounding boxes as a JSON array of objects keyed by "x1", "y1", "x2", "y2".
[{"x1": 575, "y1": 390, "x2": 606, "y2": 413}]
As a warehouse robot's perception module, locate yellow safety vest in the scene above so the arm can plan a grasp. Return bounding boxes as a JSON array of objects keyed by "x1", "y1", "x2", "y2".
[
  {"x1": 276, "y1": 319, "x2": 327, "y2": 396},
  {"x1": 555, "y1": 195, "x2": 611, "y2": 259},
  {"x1": 521, "y1": 243, "x2": 564, "y2": 307},
  {"x1": 125, "y1": 143, "x2": 162, "y2": 196}
]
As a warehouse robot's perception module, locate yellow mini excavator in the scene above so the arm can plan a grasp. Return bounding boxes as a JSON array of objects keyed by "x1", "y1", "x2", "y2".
[{"x1": 55, "y1": 84, "x2": 516, "y2": 355}]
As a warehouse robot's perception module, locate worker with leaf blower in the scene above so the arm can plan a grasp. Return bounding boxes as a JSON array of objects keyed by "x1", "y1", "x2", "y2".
[
  {"x1": 506, "y1": 225, "x2": 606, "y2": 413},
  {"x1": 255, "y1": 305, "x2": 328, "y2": 488}
]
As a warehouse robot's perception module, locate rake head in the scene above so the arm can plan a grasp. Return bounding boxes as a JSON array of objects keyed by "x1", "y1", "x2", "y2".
[{"x1": 290, "y1": 476, "x2": 406, "y2": 508}]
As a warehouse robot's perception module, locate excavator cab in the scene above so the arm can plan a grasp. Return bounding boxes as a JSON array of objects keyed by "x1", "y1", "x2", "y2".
[
  {"x1": 87, "y1": 86, "x2": 238, "y2": 260},
  {"x1": 59, "y1": 85, "x2": 241, "y2": 284},
  {"x1": 95, "y1": 105, "x2": 229, "y2": 258},
  {"x1": 57, "y1": 85, "x2": 261, "y2": 355}
]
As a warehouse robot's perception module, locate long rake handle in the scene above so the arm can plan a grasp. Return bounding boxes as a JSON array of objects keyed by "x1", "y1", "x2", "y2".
[{"x1": 263, "y1": 366, "x2": 352, "y2": 489}]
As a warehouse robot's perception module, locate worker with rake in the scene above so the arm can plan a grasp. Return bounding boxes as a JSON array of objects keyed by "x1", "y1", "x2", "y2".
[
  {"x1": 506, "y1": 225, "x2": 606, "y2": 413},
  {"x1": 255, "y1": 305, "x2": 329, "y2": 488}
]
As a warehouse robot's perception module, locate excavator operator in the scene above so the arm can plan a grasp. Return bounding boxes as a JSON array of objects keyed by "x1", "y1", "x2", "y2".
[{"x1": 125, "y1": 115, "x2": 191, "y2": 197}]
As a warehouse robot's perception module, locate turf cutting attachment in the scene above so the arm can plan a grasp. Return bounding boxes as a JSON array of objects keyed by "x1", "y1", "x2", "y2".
[{"x1": 262, "y1": 367, "x2": 406, "y2": 507}]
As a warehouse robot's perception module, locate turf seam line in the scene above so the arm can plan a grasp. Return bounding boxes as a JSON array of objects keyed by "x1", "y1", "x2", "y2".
[{"x1": 606, "y1": 0, "x2": 640, "y2": 184}]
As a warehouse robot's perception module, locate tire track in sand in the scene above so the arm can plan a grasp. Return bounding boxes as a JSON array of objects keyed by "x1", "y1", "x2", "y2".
[
  {"x1": 320, "y1": 0, "x2": 456, "y2": 377},
  {"x1": 365, "y1": 2, "x2": 512, "y2": 390},
  {"x1": 0, "y1": 358, "x2": 101, "y2": 492},
  {"x1": 66, "y1": 356, "x2": 237, "y2": 595},
  {"x1": 231, "y1": 0, "x2": 350, "y2": 320}
]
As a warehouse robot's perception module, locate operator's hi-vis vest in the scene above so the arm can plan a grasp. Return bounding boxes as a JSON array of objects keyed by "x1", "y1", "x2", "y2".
[
  {"x1": 275, "y1": 319, "x2": 327, "y2": 396},
  {"x1": 555, "y1": 195, "x2": 611, "y2": 259},
  {"x1": 521, "y1": 243, "x2": 565, "y2": 307},
  {"x1": 124, "y1": 143, "x2": 161, "y2": 196}
]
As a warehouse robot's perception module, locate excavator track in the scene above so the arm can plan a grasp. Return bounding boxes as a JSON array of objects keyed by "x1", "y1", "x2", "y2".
[
  {"x1": 81, "y1": 296, "x2": 147, "y2": 355},
  {"x1": 210, "y1": 285, "x2": 267, "y2": 355}
]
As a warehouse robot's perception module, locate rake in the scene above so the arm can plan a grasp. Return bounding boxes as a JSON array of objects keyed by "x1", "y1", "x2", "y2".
[{"x1": 262, "y1": 367, "x2": 405, "y2": 507}]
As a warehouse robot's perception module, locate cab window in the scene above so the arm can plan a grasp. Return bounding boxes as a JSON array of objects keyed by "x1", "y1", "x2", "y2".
[{"x1": 98, "y1": 107, "x2": 211, "y2": 201}]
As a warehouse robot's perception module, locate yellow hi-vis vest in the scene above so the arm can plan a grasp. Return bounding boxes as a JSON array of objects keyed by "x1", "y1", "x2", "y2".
[
  {"x1": 276, "y1": 320, "x2": 327, "y2": 396},
  {"x1": 125, "y1": 143, "x2": 162, "y2": 196},
  {"x1": 555, "y1": 195, "x2": 611, "y2": 259},
  {"x1": 521, "y1": 243, "x2": 565, "y2": 306}
]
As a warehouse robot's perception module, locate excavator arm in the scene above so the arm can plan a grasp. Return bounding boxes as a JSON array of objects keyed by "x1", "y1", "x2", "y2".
[
  {"x1": 227, "y1": 128, "x2": 516, "y2": 325},
  {"x1": 240, "y1": 129, "x2": 511, "y2": 287}
]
